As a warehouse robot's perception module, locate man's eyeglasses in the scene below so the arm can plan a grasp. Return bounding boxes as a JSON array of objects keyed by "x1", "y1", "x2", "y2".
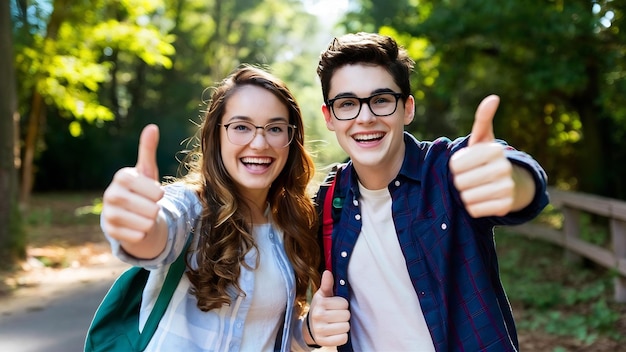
[
  {"x1": 326, "y1": 92, "x2": 403, "y2": 121},
  {"x1": 219, "y1": 121, "x2": 296, "y2": 148}
]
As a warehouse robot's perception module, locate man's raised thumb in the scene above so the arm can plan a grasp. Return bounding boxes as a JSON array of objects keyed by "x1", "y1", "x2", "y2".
[
  {"x1": 319, "y1": 270, "x2": 335, "y2": 297},
  {"x1": 136, "y1": 124, "x2": 160, "y2": 181},
  {"x1": 468, "y1": 94, "x2": 499, "y2": 146}
]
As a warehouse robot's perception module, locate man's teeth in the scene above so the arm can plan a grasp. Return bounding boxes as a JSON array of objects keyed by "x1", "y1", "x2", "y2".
[
  {"x1": 354, "y1": 132, "x2": 384, "y2": 141},
  {"x1": 241, "y1": 157, "x2": 272, "y2": 164}
]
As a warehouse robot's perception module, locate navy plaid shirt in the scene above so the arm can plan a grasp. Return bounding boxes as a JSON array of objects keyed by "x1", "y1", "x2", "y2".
[{"x1": 316, "y1": 132, "x2": 549, "y2": 352}]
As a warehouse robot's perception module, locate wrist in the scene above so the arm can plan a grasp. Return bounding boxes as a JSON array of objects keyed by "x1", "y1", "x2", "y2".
[{"x1": 306, "y1": 312, "x2": 321, "y2": 348}]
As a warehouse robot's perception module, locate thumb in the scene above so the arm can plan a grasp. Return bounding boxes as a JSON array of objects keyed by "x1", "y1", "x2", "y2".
[
  {"x1": 319, "y1": 270, "x2": 335, "y2": 297},
  {"x1": 136, "y1": 124, "x2": 160, "y2": 180},
  {"x1": 468, "y1": 94, "x2": 499, "y2": 146}
]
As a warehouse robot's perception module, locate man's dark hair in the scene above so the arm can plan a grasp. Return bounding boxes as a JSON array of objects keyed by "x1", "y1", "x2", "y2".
[{"x1": 317, "y1": 32, "x2": 415, "y2": 102}]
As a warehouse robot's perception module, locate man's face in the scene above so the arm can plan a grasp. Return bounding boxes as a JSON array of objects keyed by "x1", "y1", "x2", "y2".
[{"x1": 323, "y1": 64, "x2": 414, "y2": 187}]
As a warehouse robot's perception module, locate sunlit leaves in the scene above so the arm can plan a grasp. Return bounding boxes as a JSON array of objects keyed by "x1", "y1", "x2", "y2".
[
  {"x1": 38, "y1": 77, "x2": 114, "y2": 122},
  {"x1": 545, "y1": 109, "x2": 582, "y2": 147},
  {"x1": 69, "y1": 121, "x2": 83, "y2": 137},
  {"x1": 13, "y1": 0, "x2": 175, "y2": 129},
  {"x1": 119, "y1": 0, "x2": 163, "y2": 18},
  {"x1": 91, "y1": 20, "x2": 175, "y2": 68}
]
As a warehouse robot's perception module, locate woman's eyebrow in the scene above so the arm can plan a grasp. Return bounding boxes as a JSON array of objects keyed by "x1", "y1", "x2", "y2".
[{"x1": 224, "y1": 116, "x2": 289, "y2": 123}]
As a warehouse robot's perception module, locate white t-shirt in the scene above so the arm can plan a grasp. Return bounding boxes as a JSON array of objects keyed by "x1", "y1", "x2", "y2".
[
  {"x1": 348, "y1": 183, "x2": 435, "y2": 351},
  {"x1": 241, "y1": 223, "x2": 287, "y2": 351}
]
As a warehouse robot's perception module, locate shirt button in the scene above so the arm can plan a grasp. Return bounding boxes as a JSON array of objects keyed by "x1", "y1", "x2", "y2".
[
  {"x1": 394, "y1": 180, "x2": 400, "y2": 186},
  {"x1": 339, "y1": 279, "x2": 346, "y2": 286},
  {"x1": 441, "y1": 223, "x2": 447, "y2": 230},
  {"x1": 353, "y1": 199, "x2": 358, "y2": 206},
  {"x1": 341, "y1": 251, "x2": 347, "y2": 258},
  {"x1": 355, "y1": 214, "x2": 361, "y2": 221}
]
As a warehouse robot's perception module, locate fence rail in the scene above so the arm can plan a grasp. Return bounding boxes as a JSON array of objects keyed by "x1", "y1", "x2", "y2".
[{"x1": 510, "y1": 187, "x2": 626, "y2": 303}]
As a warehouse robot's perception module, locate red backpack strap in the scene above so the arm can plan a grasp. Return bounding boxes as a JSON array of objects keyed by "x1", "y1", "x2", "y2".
[
  {"x1": 321, "y1": 163, "x2": 345, "y2": 272},
  {"x1": 322, "y1": 174, "x2": 337, "y2": 271}
]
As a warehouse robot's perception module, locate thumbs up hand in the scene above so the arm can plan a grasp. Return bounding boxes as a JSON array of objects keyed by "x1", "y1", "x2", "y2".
[
  {"x1": 449, "y1": 95, "x2": 515, "y2": 218},
  {"x1": 305, "y1": 271, "x2": 350, "y2": 346},
  {"x1": 101, "y1": 124, "x2": 165, "y2": 253}
]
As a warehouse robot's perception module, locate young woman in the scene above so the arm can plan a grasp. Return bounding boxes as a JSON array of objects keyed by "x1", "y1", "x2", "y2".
[{"x1": 100, "y1": 65, "x2": 320, "y2": 351}]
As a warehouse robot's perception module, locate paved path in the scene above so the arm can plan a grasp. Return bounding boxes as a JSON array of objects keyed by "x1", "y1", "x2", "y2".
[
  {"x1": 0, "y1": 258, "x2": 128, "y2": 352},
  {"x1": 0, "y1": 255, "x2": 337, "y2": 352}
]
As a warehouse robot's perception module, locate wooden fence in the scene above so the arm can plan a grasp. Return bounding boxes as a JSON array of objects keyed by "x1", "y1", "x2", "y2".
[{"x1": 509, "y1": 187, "x2": 626, "y2": 303}]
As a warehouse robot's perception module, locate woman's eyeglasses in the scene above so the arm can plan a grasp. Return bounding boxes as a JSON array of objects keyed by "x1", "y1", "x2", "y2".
[{"x1": 219, "y1": 121, "x2": 296, "y2": 148}]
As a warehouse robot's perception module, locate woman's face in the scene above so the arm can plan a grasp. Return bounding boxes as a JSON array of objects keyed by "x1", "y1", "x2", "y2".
[{"x1": 219, "y1": 85, "x2": 291, "y2": 200}]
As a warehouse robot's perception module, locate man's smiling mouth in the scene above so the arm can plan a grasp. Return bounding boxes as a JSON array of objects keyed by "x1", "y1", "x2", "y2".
[{"x1": 353, "y1": 132, "x2": 385, "y2": 142}]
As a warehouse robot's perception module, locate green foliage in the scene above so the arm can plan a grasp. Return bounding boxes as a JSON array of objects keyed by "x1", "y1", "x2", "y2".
[
  {"x1": 341, "y1": 0, "x2": 626, "y2": 199},
  {"x1": 24, "y1": 207, "x2": 52, "y2": 227},
  {"x1": 14, "y1": 0, "x2": 343, "y2": 190},
  {"x1": 75, "y1": 198, "x2": 103, "y2": 216},
  {"x1": 12, "y1": 0, "x2": 176, "y2": 141},
  {"x1": 578, "y1": 213, "x2": 610, "y2": 247},
  {"x1": 496, "y1": 229, "x2": 623, "y2": 346},
  {"x1": 4, "y1": 200, "x2": 27, "y2": 268}
]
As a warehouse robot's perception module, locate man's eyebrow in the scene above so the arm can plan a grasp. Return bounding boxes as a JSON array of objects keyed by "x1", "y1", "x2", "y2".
[
  {"x1": 330, "y1": 88, "x2": 396, "y2": 99},
  {"x1": 372, "y1": 88, "x2": 396, "y2": 94}
]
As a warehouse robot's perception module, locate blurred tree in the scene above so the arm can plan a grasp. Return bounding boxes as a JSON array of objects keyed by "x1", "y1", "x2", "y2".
[
  {"x1": 12, "y1": 0, "x2": 175, "y2": 205},
  {"x1": 1, "y1": 0, "x2": 25, "y2": 267},
  {"x1": 11, "y1": 0, "x2": 344, "y2": 196},
  {"x1": 31, "y1": 0, "x2": 335, "y2": 190},
  {"x1": 341, "y1": 0, "x2": 626, "y2": 198}
]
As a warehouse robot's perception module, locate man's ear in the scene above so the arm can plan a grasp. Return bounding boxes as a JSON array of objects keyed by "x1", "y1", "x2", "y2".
[
  {"x1": 404, "y1": 95, "x2": 415, "y2": 125},
  {"x1": 322, "y1": 104, "x2": 335, "y2": 131}
]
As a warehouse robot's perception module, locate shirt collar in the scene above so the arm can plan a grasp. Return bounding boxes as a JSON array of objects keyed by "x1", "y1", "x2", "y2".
[{"x1": 397, "y1": 131, "x2": 423, "y2": 183}]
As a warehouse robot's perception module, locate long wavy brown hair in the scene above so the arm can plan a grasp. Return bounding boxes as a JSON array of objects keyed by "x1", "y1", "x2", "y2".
[{"x1": 180, "y1": 65, "x2": 320, "y2": 316}]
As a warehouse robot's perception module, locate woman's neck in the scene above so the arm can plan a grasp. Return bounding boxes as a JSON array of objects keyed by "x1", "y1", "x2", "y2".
[{"x1": 243, "y1": 194, "x2": 270, "y2": 224}]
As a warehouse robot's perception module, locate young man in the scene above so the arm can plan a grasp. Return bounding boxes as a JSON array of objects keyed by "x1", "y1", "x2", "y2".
[{"x1": 302, "y1": 32, "x2": 549, "y2": 351}]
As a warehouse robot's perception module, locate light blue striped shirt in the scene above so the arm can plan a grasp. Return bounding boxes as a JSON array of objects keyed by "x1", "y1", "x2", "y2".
[{"x1": 105, "y1": 183, "x2": 311, "y2": 351}]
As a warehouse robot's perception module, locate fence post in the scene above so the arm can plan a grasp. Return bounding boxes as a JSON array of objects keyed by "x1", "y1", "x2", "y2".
[
  {"x1": 563, "y1": 207, "x2": 582, "y2": 264},
  {"x1": 611, "y1": 218, "x2": 626, "y2": 303}
]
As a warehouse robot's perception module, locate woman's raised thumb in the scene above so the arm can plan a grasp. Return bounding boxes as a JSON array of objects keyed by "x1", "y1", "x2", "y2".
[{"x1": 135, "y1": 124, "x2": 160, "y2": 181}]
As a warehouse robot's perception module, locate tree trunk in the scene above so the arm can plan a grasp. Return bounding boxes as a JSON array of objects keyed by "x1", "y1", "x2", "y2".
[
  {"x1": 0, "y1": 0, "x2": 26, "y2": 268},
  {"x1": 18, "y1": 0, "x2": 67, "y2": 205},
  {"x1": 19, "y1": 92, "x2": 44, "y2": 205}
]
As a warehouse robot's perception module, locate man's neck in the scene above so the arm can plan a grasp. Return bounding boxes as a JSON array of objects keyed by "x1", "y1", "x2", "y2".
[{"x1": 353, "y1": 151, "x2": 405, "y2": 190}]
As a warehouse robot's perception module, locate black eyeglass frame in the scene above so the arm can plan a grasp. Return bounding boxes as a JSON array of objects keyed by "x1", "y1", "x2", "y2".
[
  {"x1": 326, "y1": 92, "x2": 404, "y2": 121},
  {"x1": 218, "y1": 121, "x2": 297, "y2": 148}
]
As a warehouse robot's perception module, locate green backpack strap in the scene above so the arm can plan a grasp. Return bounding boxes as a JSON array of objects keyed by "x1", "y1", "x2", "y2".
[{"x1": 137, "y1": 241, "x2": 189, "y2": 349}]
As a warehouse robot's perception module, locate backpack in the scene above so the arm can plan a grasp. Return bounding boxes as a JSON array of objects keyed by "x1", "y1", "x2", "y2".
[{"x1": 84, "y1": 238, "x2": 191, "y2": 352}]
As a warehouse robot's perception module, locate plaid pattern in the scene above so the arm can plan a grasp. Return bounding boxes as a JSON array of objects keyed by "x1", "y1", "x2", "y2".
[{"x1": 319, "y1": 132, "x2": 549, "y2": 352}]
